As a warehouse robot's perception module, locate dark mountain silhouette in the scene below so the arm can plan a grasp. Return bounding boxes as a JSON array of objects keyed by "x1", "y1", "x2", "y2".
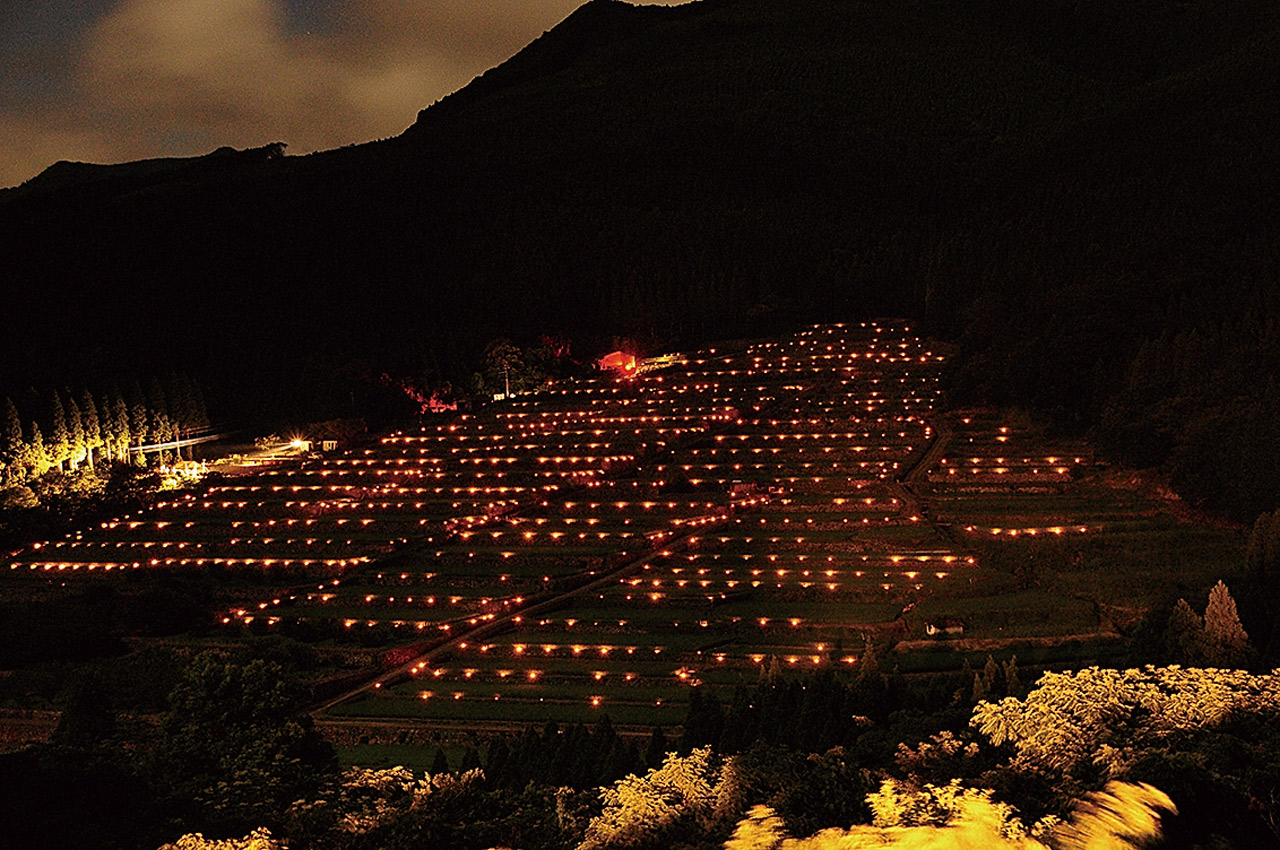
[{"x1": 1, "y1": 0, "x2": 1277, "y2": 515}]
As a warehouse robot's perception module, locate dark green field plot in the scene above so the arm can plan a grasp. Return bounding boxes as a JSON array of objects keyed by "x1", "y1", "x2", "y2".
[{"x1": 913, "y1": 588, "x2": 1099, "y2": 639}]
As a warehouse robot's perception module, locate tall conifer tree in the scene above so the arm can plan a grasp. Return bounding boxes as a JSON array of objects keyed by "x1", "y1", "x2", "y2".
[
  {"x1": 148, "y1": 376, "x2": 172, "y2": 463},
  {"x1": 27, "y1": 421, "x2": 48, "y2": 477},
  {"x1": 111, "y1": 388, "x2": 131, "y2": 463},
  {"x1": 129, "y1": 380, "x2": 149, "y2": 463},
  {"x1": 65, "y1": 394, "x2": 85, "y2": 470},
  {"x1": 48, "y1": 389, "x2": 70, "y2": 471},
  {"x1": 1204, "y1": 581, "x2": 1250, "y2": 667},
  {"x1": 1166, "y1": 598, "x2": 1209, "y2": 665},
  {"x1": 79, "y1": 389, "x2": 101, "y2": 470},
  {"x1": 2, "y1": 397, "x2": 23, "y2": 485}
]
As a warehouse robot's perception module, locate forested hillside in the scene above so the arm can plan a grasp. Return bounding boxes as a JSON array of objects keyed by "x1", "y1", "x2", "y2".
[{"x1": 1, "y1": 0, "x2": 1276, "y2": 519}]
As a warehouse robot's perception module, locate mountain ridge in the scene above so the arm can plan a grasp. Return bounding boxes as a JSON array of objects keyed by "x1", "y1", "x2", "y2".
[{"x1": 1, "y1": 0, "x2": 1277, "y2": 516}]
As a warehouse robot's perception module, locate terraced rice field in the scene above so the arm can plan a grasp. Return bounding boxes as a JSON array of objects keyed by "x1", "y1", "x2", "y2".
[
  {"x1": 321, "y1": 321, "x2": 971, "y2": 725},
  {"x1": 3, "y1": 320, "x2": 1243, "y2": 731},
  {"x1": 912, "y1": 408, "x2": 1243, "y2": 630}
]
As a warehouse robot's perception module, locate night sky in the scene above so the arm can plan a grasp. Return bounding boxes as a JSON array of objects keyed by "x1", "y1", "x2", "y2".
[{"x1": 0, "y1": 0, "x2": 682, "y2": 188}]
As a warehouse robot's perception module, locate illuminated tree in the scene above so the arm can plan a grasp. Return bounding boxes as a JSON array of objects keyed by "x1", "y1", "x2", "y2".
[
  {"x1": 1203, "y1": 581, "x2": 1250, "y2": 667},
  {"x1": 65, "y1": 392, "x2": 86, "y2": 470},
  {"x1": 158, "y1": 828, "x2": 285, "y2": 850},
  {"x1": 579, "y1": 746, "x2": 732, "y2": 849},
  {"x1": 110, "y1": 388, "x2": 131, "y2": 462},
  {"x1": 98, "y1": 390, "x2": 118, "y2": 462},
  {"x1": 1003, "y1": 656, "x2": 1022, "y2": 697},
  {"x1": 79, "y1": 388, "x2": 101, "y2": 469},
  {"x1": 129, "y1": 379, "x2": 149, "y2": 459},
  {"x1": 48, "y1": 388, "x2": 70, "y2": 471},
  {"x1": 149, "y1": 376, "x2": 174, "y2": 462},
  {"x1": 1, "y1": 396, "x2": 22, "y2": 485},
  {"x1": 25, "y1": 421, "x2": 49, "y2": 477},
  {"x1": 734, "y1": 781, "x2": 1172, "y2": 850},
  {"x1": 972, "y1": 670, "x2": 989, "y2": 703},
  {"x1": 1053, "y1": 782, "x2": 1175, "y2": 850},
  {"x1": 983, "y1": 655, "x2": 1004, "y2": 697},
  {"x1": 474, "y1": 338, "x2": 550, "y2": 398},
  {"x1": 894, "y1": 732, "x2": 983, "y2": 788},
  {"x1": 866, "y1": 778, "x2": 1035, "y2": 835}
]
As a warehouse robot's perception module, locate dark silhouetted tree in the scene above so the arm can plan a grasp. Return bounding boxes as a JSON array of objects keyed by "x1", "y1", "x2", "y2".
[
  {"x1": 1165, "y1": 598, "x2": 1209, "y2": 666},
  {"x1": 156, "y1": 654, "x2": 337, "y2": 832},
  {"x1": 645, "y1": 726, "x2": 669, "y2": 770}
]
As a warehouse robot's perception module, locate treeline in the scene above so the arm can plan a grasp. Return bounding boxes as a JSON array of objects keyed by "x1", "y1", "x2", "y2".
[
  {"x1": 1, "y1": 372, "x2": 208, "y2": 493},
  {"x1": 482, "y1": 717, "x2": 658, "y2": 791},
  {"x1": 952, "y1": 272, "x2": 1280, "y2": 524}
]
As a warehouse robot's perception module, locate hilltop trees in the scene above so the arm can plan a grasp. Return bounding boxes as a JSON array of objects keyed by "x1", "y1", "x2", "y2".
[
  {"x1": 109, "y1": 389, "x2": 131, "y2": 461},
  {"x1": 47, "y1": 389, "x2": 69, "y2": 471},
  {"x1": 472, "y1": 338, "x2": 553, "y2": 399}
]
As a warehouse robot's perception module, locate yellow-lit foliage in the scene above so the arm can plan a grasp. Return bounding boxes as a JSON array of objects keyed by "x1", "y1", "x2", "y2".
[
  {"x1": 580, "y1": 747, "x2": 737, "y2": 849},
  {"x1": 1054, "y1": 783, "x2": 1176, "y2": 850},
  {"x1": 971, "y1": 665, "x2": 1280, "y2": 776},
  {"x1": 158, "y1": 828, "x2": 284, "y2": 850},
  {"x1": 725, "y1": 804, "x2": 788, "y2": 850},
  {"x1": 283, "y1": 765, "x2": 485, "y2": 837},
  {"x1": 867, "y1": 779, "x2": 1036, "y2": 838},
  {"x1": 723, "y1": 781, "x2": 1172, "y2": 850}
]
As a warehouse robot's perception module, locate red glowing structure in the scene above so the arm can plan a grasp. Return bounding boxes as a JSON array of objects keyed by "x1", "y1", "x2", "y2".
[{"x1": 597, "y1": 351, "x2": 637, "y2": 373}]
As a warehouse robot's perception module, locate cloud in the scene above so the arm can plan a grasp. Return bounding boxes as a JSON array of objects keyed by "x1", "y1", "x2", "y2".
[
  {"x1": 0, "y1": 0, "x2": 686, "y2": 188},
  {"x1": 81, "y1": 0, "x2": 424, "y2": 150}
]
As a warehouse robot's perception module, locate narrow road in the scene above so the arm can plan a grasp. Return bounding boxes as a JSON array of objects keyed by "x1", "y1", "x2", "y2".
[
  {"x1": 889, "y1": 420, "x2": 951, "y2": 522},
  {"x1": 902, "y1": 420, "x2": 952, "y2": 487}
]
